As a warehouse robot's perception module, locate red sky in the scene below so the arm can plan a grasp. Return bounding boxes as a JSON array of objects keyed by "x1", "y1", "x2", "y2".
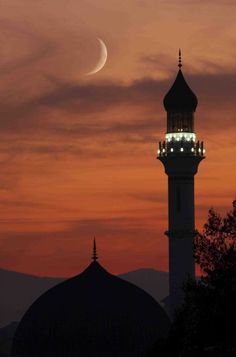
[{"x1": 0, "y1": 0, "x2": 235, "y2": 277}]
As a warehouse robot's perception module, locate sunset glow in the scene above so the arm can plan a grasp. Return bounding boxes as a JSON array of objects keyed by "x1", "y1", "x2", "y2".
[{"x1": 0, "y1": 0, "x2": 235, "y2": 277}]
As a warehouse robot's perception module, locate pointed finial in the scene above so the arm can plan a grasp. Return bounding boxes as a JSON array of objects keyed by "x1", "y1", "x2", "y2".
[
  {"x1": 92, "y1": 237, "x2": 98, "y2": 261},
  {"x1": 178, "y1": 48, "x2": 182, "y2": 69}
]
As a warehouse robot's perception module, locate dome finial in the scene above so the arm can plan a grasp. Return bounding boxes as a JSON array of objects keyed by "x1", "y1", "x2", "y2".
[
  {"x1": 178, "y1": 48, "x2": 182, "y2": 69},
  {"x1": 92, "y1": 237, "x2": 98, "y2": 261}
]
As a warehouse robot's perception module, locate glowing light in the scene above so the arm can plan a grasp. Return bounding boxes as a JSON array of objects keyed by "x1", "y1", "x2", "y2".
[
  {"x1": 162, "y1": 149, "x2": 165, "y2": 153},
  {"x1": 180, "y1": 148, "x2": 184, "y2": 152},
  {"x1": 203, "y1": 149, "x2": 206, "y2": 154},
  {"x1": 165, "y1": 132, "x2": 196, "y2": 142},
  {"x1": 157, "y1": 149, "x2": 160, "y2": 154},
  {"x1": 191, "y1": 148, "x2": 194, "y2": 152},
  {"x1": 170, "y1": 148, "x2": 174, "y2": 152}
]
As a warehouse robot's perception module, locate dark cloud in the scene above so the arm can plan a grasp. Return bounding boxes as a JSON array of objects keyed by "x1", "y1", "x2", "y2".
[
  {"x1": 33, "y1": 78, "x2": 163, "y2": 114},
  {"x1": 28, "y1": 72, "x2": 236, "y2": 124},
  {"x1": 0, "y1": 216, "x2": 156, "y2": 237},
  {"x1": 0, "y1": 199, "x2": 51, "y2": 209},
  {"x1": 0, "y1": 72, "x2": 235, "y2": 160}
]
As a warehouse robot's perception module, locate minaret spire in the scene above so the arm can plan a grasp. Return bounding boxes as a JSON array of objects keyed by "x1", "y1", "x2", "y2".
[
  {"x1": 178, "y1": 48, "x2": 182, "y2": 69},
  {"x1": 92, "y1": 237, "x2": 98, "y2": 261}
]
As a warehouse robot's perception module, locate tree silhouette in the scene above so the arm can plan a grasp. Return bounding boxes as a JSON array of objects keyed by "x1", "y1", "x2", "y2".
[
  {"x1": 194, "y1": 200, "x2": 236, "y2": 275},
  {"x1": 148, "y1": 200, "x2": 236, "y2": 357}
]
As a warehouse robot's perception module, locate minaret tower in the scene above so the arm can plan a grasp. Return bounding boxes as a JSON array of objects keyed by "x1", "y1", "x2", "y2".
[{"x1": 157, "y1": 51, "x2": 205, "y2": 317}]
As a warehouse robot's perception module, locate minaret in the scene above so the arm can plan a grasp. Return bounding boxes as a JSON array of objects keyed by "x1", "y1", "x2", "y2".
[{"x1": 157, "y1": 50, "x2": 205, "y2": 317}]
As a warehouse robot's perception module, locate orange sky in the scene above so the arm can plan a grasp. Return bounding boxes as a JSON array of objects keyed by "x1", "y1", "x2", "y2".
[{"x1": 0, "y1": 0, "x2": 235, "y2": 276}]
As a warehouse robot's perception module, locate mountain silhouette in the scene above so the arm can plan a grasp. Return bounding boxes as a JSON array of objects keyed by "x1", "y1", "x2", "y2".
[
  {"x1": 120, "y1": 268, "x2": 169, "y2": 304},
  {"x1": 0, "y1": 267, "x2": 168, "y2": 328},
  {"x1": 0, "y1": 268, "x2": 64, "y2": 328}
]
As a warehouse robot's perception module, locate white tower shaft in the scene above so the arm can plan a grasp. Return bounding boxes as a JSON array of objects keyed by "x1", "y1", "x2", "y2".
[
  {"x1": 157, "y1": 54, "x2": 205, "y2": 317},
  {"x1": 159, "y1": 155, "x2": 203, "y2": 316}
]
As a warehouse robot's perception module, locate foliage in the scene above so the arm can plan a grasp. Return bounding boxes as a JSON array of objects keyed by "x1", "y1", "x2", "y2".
[
  {"x1": 194, "y1": 200, "x2": 236, "y2": 276},
  {"x1": 149, "y1": 200, "x2": 236, "y2": 357}
]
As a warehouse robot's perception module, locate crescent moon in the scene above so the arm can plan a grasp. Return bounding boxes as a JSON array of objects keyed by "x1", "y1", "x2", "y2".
[{"x1": 86, "y1": 38, "x2": 107, "y2": 75}]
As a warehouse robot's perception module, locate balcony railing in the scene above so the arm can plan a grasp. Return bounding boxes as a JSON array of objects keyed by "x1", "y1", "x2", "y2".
[{"x1": 157, "y1": 139, "x2": 205, "y2": 157}]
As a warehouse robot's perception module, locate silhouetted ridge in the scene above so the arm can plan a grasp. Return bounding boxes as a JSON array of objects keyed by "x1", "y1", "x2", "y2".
[{"x1": 12, "y1": 261, "x2": 170, "y2": 357}]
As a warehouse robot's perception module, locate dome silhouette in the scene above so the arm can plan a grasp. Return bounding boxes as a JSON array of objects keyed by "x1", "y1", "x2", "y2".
[
  {"x1": 12, "y1": 255, "x2": 170, "y2": 356},
  {"x1": 163, "y1": 69, "x2": 198, "y2": 112}
]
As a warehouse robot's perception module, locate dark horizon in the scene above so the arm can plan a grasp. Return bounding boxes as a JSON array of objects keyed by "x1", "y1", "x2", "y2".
[{"x1": 0, "y1": 1, "x2": 235, "y2": 277}]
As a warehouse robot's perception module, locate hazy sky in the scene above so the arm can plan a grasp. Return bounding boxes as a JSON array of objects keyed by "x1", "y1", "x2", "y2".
[{"x1": 0, "y1": 0, "x2": 235, "y2": 276}]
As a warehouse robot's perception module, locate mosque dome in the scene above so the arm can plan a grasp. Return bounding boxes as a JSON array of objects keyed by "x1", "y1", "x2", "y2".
[
  {"x1": 12, "y1": 244, "x2": 170, "y2": 357},
  {"x1": 163, "y1": 51, "x2": 198, "y2": 112}
]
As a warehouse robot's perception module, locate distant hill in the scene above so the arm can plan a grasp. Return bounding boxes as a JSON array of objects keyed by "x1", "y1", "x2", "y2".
[
  {"x1": 120, "y1": 268, "x2": 169, "y2": 304},
  {"x1": 0, "y1": 268, "x2": 64, "y2": 328},
  {"x1": 0, "y1": 267, "x2": 169, "y2": 328}
]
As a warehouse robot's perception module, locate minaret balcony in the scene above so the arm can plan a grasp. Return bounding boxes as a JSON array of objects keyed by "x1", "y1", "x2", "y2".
[{"x1": 157, "y1": 138, "x2": 205, "y2": 157}]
